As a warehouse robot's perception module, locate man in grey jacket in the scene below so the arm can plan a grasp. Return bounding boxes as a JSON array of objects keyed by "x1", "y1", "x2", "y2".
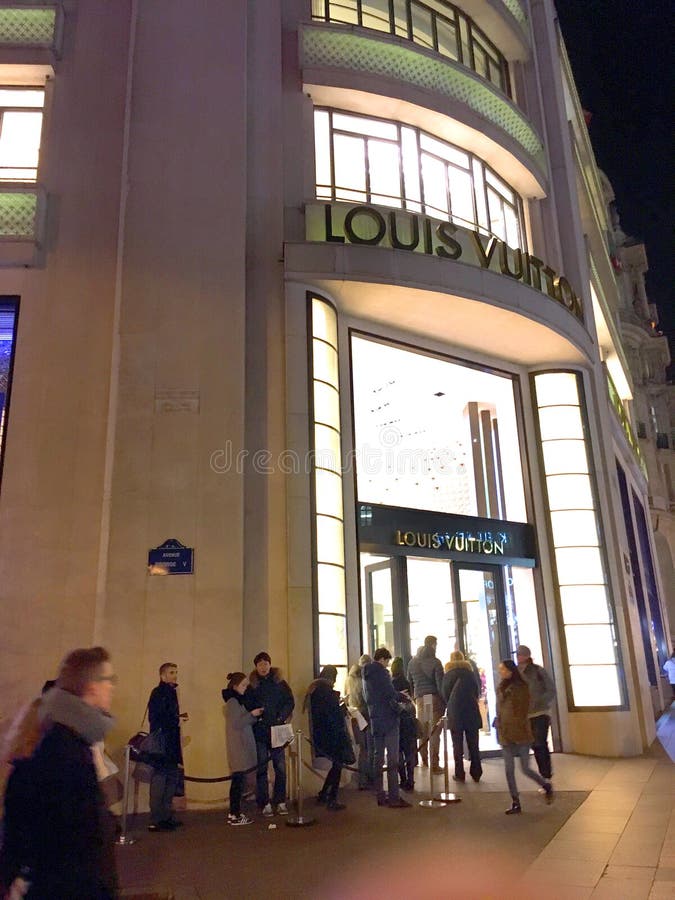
[
  {"x1": 407, "y1": 635, "x2": 444, "y2": 772},
  {"x1": 516, "y1": 645, "x2": 556, "y2": 780}
]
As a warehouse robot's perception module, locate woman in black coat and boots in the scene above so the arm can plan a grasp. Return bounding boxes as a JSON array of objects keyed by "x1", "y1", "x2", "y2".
[
  {"x1": 391, "y1": 657, "x2": 417, "y2": 792},
  {"x1": 441, "y1": 650, "x2": 483, "y2": 783},
  {"x1": 304, "y1": 666, "x2": 354, "y2": 810}
]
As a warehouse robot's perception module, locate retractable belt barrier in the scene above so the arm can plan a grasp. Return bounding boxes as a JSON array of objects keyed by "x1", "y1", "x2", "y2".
[{"x1": 302, "y1": 715, "x2": 445, "y2": 775}]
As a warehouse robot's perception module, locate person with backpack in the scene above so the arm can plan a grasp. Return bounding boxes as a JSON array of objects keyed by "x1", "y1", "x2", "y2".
[
  {"x1": 221, "y1": 672, "x2": 263, "y2": 825},
  {"x1": 516, "y1": 645, "x2": 556, "y2": 781},
  {"x1": 1, "y1": 647, "x2": 119, "y2": 898}
]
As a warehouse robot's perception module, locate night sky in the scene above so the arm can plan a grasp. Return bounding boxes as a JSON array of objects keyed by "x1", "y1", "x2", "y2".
[{"x1": 554, "y1": 0, "x2": 674, "y2": 366}]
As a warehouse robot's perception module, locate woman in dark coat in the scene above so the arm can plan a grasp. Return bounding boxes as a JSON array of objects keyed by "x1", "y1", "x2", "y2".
[
  {"x1": 496, "y1": 659, "x2": 553, "y2": 814},
  {"x1": 390, "y1": 657, "x2": 417, "y2": 792},
  {"x1": 442, "y1": 650, "x2": 483, "y2": 783},
  {"x1": 304, "y1": 666, "x2": 354, "y2": 810}
]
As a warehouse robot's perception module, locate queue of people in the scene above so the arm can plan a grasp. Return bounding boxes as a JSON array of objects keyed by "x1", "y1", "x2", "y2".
[{"x1": 0, "y1": 639, "x2": 559, "y2": 895}]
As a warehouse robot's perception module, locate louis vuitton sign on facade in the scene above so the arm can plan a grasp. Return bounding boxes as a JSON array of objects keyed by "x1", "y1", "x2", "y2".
[
  {"x1": 305, "y1": 201, "x2": 583, "y2": 321},
  {"x1": 358, "y1": 503, "x2": 537, "y2": 567}
]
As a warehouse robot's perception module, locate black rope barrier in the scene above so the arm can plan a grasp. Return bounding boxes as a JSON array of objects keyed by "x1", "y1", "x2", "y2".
[
  {"x1": 134, "y1": 740, "x2": 294, "y2": 784},
  {"x1": 137, "y1": 716, "x2": 445, "y2": 785}
]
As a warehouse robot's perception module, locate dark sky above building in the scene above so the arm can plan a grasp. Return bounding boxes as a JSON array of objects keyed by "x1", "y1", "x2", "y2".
[{"x1": 554, "y1": 0, "x2": 674, "y2": 362}]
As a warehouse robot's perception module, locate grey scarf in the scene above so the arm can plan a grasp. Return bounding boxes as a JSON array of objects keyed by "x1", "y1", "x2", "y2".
[{"x1": 38, "y1": 686, "x2": 115, "y2": 746}]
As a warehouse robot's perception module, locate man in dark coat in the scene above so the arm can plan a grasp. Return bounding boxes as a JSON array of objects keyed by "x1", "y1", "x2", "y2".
[
  {"x1": 407, "y1": 635, "x2": 444, "y2": 771},
  {"x1": 362, "y1": 648, "x2": 411, "y2": 809},
  {"x1": 245, "y1": 651, "x2": 295, "y2": 816},
  {"x1": 441, "y1": 650, "x2": 482, "y2": 782},
  {"x1": 1, "y1": 646, "x2": 119, "y2": 898},
  {"x1": 147, "y1": 661, "x2": 187, "y2": 831}
]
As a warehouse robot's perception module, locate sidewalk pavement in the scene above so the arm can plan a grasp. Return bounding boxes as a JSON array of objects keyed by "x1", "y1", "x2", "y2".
[{"x1": 117, "y1": 706, "x2": 675, "y2": 899}]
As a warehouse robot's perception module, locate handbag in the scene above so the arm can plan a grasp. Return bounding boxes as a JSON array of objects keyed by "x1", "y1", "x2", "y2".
[
  {"x1": 128, "y1": 702, "x2": 166, "y2": 763},
  {"x1": 128, "y1": 730, "x2": 149, "y2": 762}
]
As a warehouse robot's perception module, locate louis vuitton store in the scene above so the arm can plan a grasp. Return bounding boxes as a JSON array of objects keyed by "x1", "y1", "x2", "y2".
[{"x1": 283, "y1": 270, "x2": 650, "y2": 758}]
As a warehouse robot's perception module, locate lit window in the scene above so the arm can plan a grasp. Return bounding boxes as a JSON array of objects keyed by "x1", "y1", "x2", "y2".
[
  {"x1": 533, "y1": 371, "x2": 624, "y2": 708},
  {"x1": 310, "y1": 296, "x2": 349, "y2": 675},
  {"x1": 315, "y1": 108, "x2": 525, "y2": 246},
  {"x1": 0, "y1": 89, "x2": 44, "y2": 182}
]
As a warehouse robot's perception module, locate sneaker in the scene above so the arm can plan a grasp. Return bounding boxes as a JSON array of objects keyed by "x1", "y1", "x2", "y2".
[
  {"x1": 276, "y1": 802, "x2": 289, "y2": 815},
  {"x1": 228, "y1": 813, "x2": 252, "y2": 826},
  {"x1": 505, "y1": 801, "x2": 522, "y2": 815},
  {"x1": 376, "y1": 793, "x2": 388, "y2": 807},
  {"x1": 452, "y1": 774, "x2": 466, "y2": 782},
  {"x1": 261, "y1": 803, "x2": 274, "y2": 817},
  {"x1": 326, "y1": 800, "x2": 346, "y2": 811},
  {"x1": 543, "y1": 783, "x2": 554, "y2": 804},
  {"x1": 166, "y1": 818, "x2": 184, "y2": 827},
  {"x1": 148, "y1": 821, "x2": 176, "y2": 832},
  {"x1": 388, "y1": 797, "x2": 412, "y2": 808}
]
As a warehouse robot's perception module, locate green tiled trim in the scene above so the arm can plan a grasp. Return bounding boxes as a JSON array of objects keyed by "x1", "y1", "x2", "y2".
[
  {"x1": 303, "y1": 27, "x2": 544, "y2": 167},
  {"x1": 0, "y1": 6, "x2": 56, "y2": 46},
  {"x1": 500, "y1": 0, "x2": 527, "y2": 29},
  {"x1": 606, "y1": 369, "x2": 647, "y2": 478},
  {"x1": 0, "y1": 191, "x2": 38, "y2": 239}
]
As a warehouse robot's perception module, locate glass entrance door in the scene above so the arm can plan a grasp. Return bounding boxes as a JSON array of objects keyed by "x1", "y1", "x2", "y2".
[
  {"x1": 363, "y1": 557, "x2": 396, "y2": 657},
  {"x1": 455, "y1": 564, "x2": 508, "y2": 751}
]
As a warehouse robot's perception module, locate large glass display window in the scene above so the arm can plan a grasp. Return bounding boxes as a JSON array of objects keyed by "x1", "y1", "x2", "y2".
[{"x1": 351, "y1": 334, "x2": 527, "y2": 521}]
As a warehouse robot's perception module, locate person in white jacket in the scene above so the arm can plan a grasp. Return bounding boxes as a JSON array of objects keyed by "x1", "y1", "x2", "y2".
[{"x1": 663, "y1": 650, "x2": 675, "y2": 703}]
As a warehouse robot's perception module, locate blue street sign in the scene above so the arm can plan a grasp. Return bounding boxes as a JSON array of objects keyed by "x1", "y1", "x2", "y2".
[{"x1": 148, "y1": 538, "x2": 194, "y2": 575}]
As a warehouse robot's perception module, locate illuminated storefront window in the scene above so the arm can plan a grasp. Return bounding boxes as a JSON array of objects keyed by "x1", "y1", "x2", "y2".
[
  {"x1": 533, "y1": 371, "x2": 624, "y2": 708},
  {"x1": 315, "y1": 109, "x2": 524, "y2": 246},
  {"x1": 351, "y1": 334, "x2": 527, "y2": 521},
  {"x1": 0, "y1": 89, "x2": 44, "y2": 182},
  {"x1": 309, "y1": 296, "x2": 348, "y2": 685},
  {"x1": 0, "y1": 298, "x2": 18, "y2": 485},
  {"x1": 311, "y1": 0, "x2": 511, "y2": 97}
]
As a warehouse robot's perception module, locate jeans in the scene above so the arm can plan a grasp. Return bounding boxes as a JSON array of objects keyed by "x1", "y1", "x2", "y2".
[
  {"x1": 356, "y1": 724, "x2": 374, "y2": 787},
  {"x1": 230, "y1": 771, "x2": 245, "y2": 816},
  {"x1": 255, "y1": 740, "x2": 286, "y2": 807},
  {"x1": 450, "y1": 728, "x2": 482, "y2": 781},
  {"x1": 530, "y1": 714, "x2": 552, "y2": 779},
  {"x1": 502, "y1": 742, "x2": 547, "y2": 800},
  {"x1": 149, "y1": 763, "x2": 179, "y2": 824},
  {"x1": 373, "y1": 722, "x2": 400, "y2": 802},
  {"x1": 415, "y1": 694, "x2": 444, "y2": 766}
]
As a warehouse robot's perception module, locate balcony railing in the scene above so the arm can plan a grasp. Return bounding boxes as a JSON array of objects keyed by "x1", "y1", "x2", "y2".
[
  {"x1": 656, "y1": 433, "x2": 670, "y2": 450},
  {"x1": 311, "y1": 0, "x2": 511, "y2": 97}
]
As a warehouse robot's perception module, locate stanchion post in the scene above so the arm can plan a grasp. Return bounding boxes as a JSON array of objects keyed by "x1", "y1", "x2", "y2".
[
  {"x1": 435, "y1": 715, "x2": 461, "y2": 804},
  {"x1": 419, "y1": 719, "x2": 446, "y2": 808},
  {"x1": 116, "y1": 744, "x2": 136, "y2": 845},
  {"x1": 286, "y1": 730, "x2": 315, "y2": 827}
]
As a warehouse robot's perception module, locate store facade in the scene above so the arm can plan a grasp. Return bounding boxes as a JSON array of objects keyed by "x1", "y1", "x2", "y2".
[{"x1": 0, "y1": 0, "x2": 670, "y2": 798}]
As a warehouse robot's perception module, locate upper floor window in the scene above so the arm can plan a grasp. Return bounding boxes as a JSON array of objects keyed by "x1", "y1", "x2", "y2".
[
  {"x1": 0, "y1": 88, "x2": 45, "y2": 182},
  {"x1": 311, "y1": 0, "x2": 511, "y2": 97},
  {"x1": 315, "y1": 108, "x2": 524, "y2": 247}
]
